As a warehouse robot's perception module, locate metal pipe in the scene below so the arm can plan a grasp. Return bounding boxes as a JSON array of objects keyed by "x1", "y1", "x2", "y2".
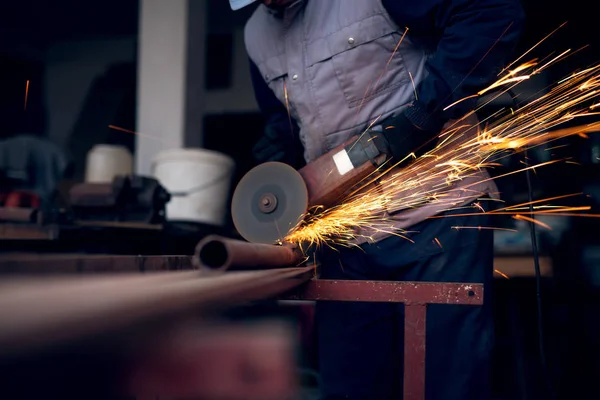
[
  {"x1": 0, "y1": 254, "x2": 193, "y2": 274},
  {"x1": 194, "y1": 235, "x2": 304, "y2": 271},
  {"x1": 0, "y1": 266, "x2": 314, "y2": 355}
]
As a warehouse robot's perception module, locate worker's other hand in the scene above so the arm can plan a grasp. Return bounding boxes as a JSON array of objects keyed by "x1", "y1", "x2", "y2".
[
  {"x1": 253, "y1": 124, "x2": 286, "y2": 162},
  {"x1": 252, "y1": 122, "x2": 305, "y2": 169},
  {"x1": 377, "y1": 101, "x2": 446, "y2": 165}
]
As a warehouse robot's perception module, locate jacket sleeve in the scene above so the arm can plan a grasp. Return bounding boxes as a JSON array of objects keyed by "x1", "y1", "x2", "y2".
[{"x1": 382, "y1": 0, "x2": 525, "y2": 125}]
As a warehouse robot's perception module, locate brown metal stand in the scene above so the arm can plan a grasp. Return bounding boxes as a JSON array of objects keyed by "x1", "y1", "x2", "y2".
[{"x1": 285, "y1": 280, "x2": 484, "y2": 400}]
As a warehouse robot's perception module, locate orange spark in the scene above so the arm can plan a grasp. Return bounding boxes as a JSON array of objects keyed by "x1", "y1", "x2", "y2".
[
  {"x1": 283, "y1": 80, "x2": 293, "y2": 134},
  {"x1": 438, "y1": 21, "x2": 515, "y2": 114},
  {"x1": 409, "y1": 71, "x2": 418, "y2": 100},
  {"x1": 373, "y1": 27, "x2": 409, "y2": 92},
  {"x1": 451, "y1": 226, "x2": 519, "y2": 232},
  {"x1": 443, "y1": 94, "x2": 480, "y2": 111},
  {"x1": 352, "y1": 29, "x2": 409, "y2": 126},
  {"x1": 109, "y1": 125, "x2": 136, "y2": 135},
  {"x1": 24, "y1": 80, "x2": 30, "y2": 110},
  {"x1": 433, "y1": 237, "x2": 443, "y2": 248},
  {"x1": 512, "y1": 214, "x2": 552, "y2": 230},
  {"x1": 108, "y1": 125, "x2": 173, "y2": 145},
  {"x1": 545, "y1": 144, "x2": 569, "y2": 151},
  {"x1": 494, "y1": 192, "x2": 584, "y2": 212},
  {"x1": 473, "y1": 202, "x2": 486, "y2": 213},
  {"x1": 494, "y1": 269, "x2": 510, "y2": 279},
  {"x1": 500, "y1": 21, "x2": 568, "y2": 74},
  {"x1": 533, "y1": 206, "x2": 591, "y2": 213},
  {"x1": 430, "y1": 209, "x2": 598, "y2": 219},
  {"x1": 282, "y1": 27, "x2": 600, "y2": 249}
]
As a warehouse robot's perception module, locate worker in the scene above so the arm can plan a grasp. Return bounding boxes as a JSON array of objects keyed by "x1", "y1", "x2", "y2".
[{"x1": 231, "y1": 0, "x2": 525, "y2": 399}]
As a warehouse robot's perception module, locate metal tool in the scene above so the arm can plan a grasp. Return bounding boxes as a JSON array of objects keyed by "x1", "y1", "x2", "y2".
[
  {"x1": 231, "y1": 134, "x2": 387, "y2": 244},
  {"x1": 69, "y1": 175, "x2": 170, "y2": 224},
  {"x1": 231, "y1": 162, "x2": 308, "y2": 244}
]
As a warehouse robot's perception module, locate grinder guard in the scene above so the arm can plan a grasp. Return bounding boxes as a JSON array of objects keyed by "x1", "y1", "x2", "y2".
[{"x1": 231, "y1": 162, "x2": 309, "y2": 244}]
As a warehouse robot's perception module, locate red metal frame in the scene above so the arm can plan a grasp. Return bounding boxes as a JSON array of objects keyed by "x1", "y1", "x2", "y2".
[{"x1": 284, "y1": 280, "x2": 484, "y2": 400}]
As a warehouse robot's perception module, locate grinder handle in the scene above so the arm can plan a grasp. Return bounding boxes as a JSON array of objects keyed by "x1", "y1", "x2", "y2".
[{"x1": 298, "y1": 135, "x2": 387, "y2": 209}]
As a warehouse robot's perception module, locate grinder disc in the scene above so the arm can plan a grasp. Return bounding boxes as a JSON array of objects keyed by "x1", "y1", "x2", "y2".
[{"x1": 231, "y1": 162, "x2": 308, "y2": 244}]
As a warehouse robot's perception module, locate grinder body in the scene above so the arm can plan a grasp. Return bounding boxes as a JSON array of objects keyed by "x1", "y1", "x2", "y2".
[{"x1": 299, "y1": 134, "x2": 387, "y2": 209}]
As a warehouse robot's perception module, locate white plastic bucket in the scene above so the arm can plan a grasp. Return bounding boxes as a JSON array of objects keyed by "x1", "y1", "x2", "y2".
[
  {"x1": 85, "y1": 144, "x2": 133, "y2": 183},
  {"x1": 151, "y1": 148, "x2": 235, "y2": 226}
]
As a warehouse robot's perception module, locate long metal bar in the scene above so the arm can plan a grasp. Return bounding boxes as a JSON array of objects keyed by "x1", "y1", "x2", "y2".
[
  {"x1": 284, "y1": 280, "x2": 483, "y2": 305},
  {"x1": 0, "y1": 266, "x2": 314, "y2": 355}
]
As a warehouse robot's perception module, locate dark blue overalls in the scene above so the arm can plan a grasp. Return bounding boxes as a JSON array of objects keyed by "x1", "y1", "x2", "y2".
[{"x1": 315, "y1": 203, "x2": 495, "y2": 400}]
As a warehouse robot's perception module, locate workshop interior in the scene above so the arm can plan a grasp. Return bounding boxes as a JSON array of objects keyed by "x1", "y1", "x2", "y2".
[{"x1": 0, "y1": 0, "x2": 599, "y2": 399}]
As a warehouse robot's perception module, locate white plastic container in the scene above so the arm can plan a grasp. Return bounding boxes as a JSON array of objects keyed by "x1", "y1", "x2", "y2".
[
  {"x1": 85, "y1": 144, "x2": 133, "y2": 183},
  {"x1": 151, "y1": 148, "x2": 235, "y2": 226}
]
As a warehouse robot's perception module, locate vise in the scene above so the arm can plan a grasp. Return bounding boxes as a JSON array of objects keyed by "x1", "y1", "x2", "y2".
[{"x1": 68, "y1": 175, "x2": 170, "y2": 224}]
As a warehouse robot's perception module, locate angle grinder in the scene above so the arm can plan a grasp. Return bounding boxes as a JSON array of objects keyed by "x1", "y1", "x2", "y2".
[{"x1": 231, "y1": 131, "x2": 389, "y2": 244}]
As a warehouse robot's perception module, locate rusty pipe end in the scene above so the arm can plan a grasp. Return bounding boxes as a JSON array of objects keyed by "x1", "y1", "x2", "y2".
[
  {"x1": 194, "y1": 235, "x2": 305, "y2": 272},
  {"x1": 198, "y1": 239, "x2": 230, "y2": 270},
  {"x1": 194, "y1": 235, "x2": 231, "y2": 271}
]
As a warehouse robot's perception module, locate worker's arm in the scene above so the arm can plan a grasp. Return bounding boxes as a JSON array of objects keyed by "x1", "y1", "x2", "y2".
[
  {"x1": 376, "y1": 0, "x2": 525, "y2": 159},
  {"x1": 248, "y1": 59, "x2": 305, "y2": 169}
]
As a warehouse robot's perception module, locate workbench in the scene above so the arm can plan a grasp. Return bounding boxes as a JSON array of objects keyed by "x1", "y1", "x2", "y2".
[
  {"x1": 0, "y1": 217, "x2": 553, "y2": 400},
  {"x1": 0, "y1": 252, "x2": 489, "y2": 400}
]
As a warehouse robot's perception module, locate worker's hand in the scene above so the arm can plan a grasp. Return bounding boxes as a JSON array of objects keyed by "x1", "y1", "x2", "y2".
[
  {"x1": 252, "y1": 123, "x2": 305, "y2": 169},
  {"x1": 253, "y1": 124, "x2": 286, "y2": 162},
  {"x1": 376, "y1": 101, "x2": 447, "y2": 165}
]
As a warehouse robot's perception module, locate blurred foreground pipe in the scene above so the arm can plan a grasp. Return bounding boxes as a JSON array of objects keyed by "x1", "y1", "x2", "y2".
[
  {"x1": 0, "y1": 266, "x2": 314, "y2": 355},
  {"x1": 194, "y1": 235, "x2": 303, "y2": 271}
]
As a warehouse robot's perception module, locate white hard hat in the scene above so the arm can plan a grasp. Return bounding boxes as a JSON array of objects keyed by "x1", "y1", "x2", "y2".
[{"x1": 229, "y1": 0, "x2": 257, "y2": 10}]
